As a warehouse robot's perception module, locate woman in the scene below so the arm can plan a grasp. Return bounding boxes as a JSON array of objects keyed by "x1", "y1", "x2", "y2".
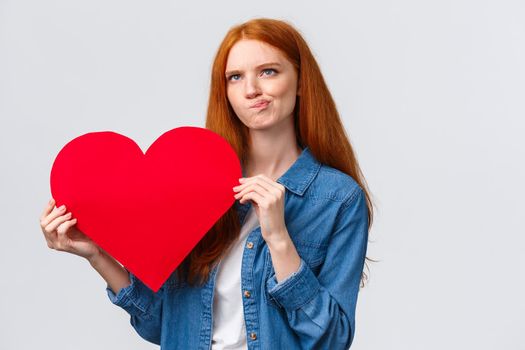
[{"x1": 39, "y1": 18, "x2": 374, "y2": 350}]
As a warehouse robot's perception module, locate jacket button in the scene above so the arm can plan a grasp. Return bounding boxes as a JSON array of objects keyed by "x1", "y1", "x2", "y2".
[
  {"x1": 244, "y1": 290, "x2": 251, "y2": 298},
  {"x1": 250, "y1": 332, "x2": 257, "y2": 340},
  {"x1": 246, "y1": 242, "x2": 254, "y2": 249}
]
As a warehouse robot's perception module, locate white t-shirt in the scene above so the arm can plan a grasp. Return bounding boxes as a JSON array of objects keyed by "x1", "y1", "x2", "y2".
[{"x1": 211, "y1": 206, "x2": 259, "y2": 350}]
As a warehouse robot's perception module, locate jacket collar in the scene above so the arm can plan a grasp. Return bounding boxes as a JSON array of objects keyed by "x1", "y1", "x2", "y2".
[{"x1": 241, "y1": 146, "x2": 321, "y2": 197}]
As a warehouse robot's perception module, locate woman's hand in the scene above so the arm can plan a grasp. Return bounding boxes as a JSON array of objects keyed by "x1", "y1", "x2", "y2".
[
  {"x1": 233, "y1": 174, "x2": 289, "y2": 245},
  {"x1": 233, "y1": 175, "x2": 302, "y2": 281},
  {"x1": 39, "y1": 198, "x2": 101, "y2": 262}
]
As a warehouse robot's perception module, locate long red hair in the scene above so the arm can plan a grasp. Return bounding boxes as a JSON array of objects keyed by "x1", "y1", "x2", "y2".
[{"x1": 176, "y1": 18, "x2": 375, "y2": 287}]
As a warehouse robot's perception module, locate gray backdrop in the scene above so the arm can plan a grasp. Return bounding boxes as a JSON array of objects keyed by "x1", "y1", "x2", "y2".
[{"x1": 1, "y1": 1, "x2": 523, "y2": 349}]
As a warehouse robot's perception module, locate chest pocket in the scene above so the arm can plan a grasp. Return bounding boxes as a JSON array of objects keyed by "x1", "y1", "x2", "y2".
[{"x1": 263, "y1": 240, "x2": 328, "y2": 309}]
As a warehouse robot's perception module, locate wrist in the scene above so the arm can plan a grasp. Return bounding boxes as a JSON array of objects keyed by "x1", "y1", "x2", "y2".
[
  {"x1": 266, "y1": 232, "x2": 292, "y2": 252},
  {"x1": 266, "y1": 233, "x2": 302, "y2": 283},
  {"x1": 87, "y1": 248, "x2": 107, "y2": 267}
]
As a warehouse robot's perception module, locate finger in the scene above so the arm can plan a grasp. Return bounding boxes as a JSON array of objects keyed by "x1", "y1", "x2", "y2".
[
  {"x1": 57, "y1": 218, "x2": 77, "y2": 235},
  {"x1": 234, "y1": 177, "x2": 257, "y2": 190},
  {"x1": 40, "y1": 198, "x2": 56, "y2": 221},
  {"x1": 238, "y1": 176, "x2": 275, "y2": 193},
  {"x1": 239, "y1": 191, "x2": 266, "y2": 206},
  {"x1": 253, "y1": 174, "x2": 284, "y2": 191},
  {"x1": 55, "y1": 218, "x2": 77, "y2": 249},
  {"x1": 235, "y1": 182, "x2": 271, "y2": 200},
  {"x1": 241, "y1": 177, "x2": 282, "y2": 199},
  {"x1": 255, "y1": 176, "x2": 284, "y2": 197},
  {"x1": 57, "y1": 218, "x2": 77, "y2": 236},
  {"x1": 44, "y1": 212, "x2": 72, "y2": 237},
  {"x1": 40, "y1": 204, "x2": 67, "y2": 228},
  {"x1": 243, "y1": 175, "x2": 284, "y2": 193}
]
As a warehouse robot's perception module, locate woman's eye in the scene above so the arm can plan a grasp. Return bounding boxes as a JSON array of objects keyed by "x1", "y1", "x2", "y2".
[
  {"x1": 262, "y1": 68, "x2": 276, "y2": 76},
  {"x1": 227, "y1": 69, "x2": 276, "y2": 81}
]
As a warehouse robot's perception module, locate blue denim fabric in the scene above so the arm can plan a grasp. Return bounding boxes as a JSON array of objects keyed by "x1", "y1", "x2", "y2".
[{"x1": 106, "y1": 146, "x2": 369, "y2": 350}]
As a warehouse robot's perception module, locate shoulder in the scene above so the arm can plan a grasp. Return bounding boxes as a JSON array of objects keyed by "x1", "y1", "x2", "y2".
[{"x1": 307, "y1": 163, "x2": 363, "y2": 205}]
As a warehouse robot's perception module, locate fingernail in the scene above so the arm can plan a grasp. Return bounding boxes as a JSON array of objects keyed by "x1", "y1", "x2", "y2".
[
  {"x1": 59, "y1": 205, "x2": 65, "y2": 211},
  {"x1": 239, "y1": 178, "x2": 245, "y2": 182}
]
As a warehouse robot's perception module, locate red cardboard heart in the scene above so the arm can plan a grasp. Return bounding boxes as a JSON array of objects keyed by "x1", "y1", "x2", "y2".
[{"x1": 50, "y1": 126, "x2": 242, "y2": 292}]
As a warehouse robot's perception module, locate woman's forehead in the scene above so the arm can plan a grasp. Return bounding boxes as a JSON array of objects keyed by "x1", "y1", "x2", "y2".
[{"x1": 226, "y1": 40, "x2": 287, "y2": 69}]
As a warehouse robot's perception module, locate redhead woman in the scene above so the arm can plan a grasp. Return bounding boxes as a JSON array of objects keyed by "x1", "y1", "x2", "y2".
[{"x1": 39, "y1": 18, "x2": 374, "y2": 350}]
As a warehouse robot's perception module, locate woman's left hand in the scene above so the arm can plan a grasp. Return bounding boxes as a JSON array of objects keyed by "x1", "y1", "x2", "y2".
[{"x1": 233, "y1": 174, "x2": 288, "y2": 244}]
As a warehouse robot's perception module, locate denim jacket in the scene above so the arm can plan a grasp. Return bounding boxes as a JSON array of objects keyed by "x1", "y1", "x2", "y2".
[{"x1": 106, "y1": 146, "x2": 369, "y2": 350}]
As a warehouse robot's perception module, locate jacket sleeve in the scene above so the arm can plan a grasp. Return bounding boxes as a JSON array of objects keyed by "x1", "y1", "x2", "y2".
[
  {"x1": 106, "y1": 270, "x2": 164, "y2": 345},
  {"x1": 266, "y1": 187, "x2": 369, "y2": 349}
]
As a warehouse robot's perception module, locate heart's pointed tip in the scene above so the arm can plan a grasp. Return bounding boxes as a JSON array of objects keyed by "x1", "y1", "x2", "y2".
[{"x1": 143, "y1": 277, "x2": 166, "y2": 293}]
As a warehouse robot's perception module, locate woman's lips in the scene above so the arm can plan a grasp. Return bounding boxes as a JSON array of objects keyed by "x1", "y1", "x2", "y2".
[{"x1": 251, "y1": 101, "x2": 270, "y2": 109}]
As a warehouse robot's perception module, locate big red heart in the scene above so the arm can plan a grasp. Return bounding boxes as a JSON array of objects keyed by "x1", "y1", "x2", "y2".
[{"x1": 50, "y1": 126, "x2": 242, "y2": 292}]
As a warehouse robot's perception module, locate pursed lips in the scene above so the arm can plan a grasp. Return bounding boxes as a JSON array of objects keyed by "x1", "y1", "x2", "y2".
[{"x1": 250, "y1": 100, "x2": 271, "y2": 108}]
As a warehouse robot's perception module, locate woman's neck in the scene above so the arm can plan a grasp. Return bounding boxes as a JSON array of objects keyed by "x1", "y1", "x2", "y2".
[
  {"x1": 244, "y1": 141, "x2": 302, "y2": 181},
  {"x1": 243, "y1": 113, "x2": 302, "y2": 180}
]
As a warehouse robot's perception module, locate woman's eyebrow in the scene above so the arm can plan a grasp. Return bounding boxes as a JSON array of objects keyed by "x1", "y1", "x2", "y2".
[{"x1": 225, "y1": 62, "x2": 282, "y2": 76}]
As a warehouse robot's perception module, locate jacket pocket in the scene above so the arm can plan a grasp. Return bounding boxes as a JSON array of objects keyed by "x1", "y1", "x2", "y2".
[{"x1": 263, "y1": 240, "x2": 327, "y2": 309}]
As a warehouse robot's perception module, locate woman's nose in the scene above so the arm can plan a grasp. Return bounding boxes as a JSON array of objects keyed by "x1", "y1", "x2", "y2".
[{"x1": 244, "y1": 76, "x2": 261, "y2": 99}]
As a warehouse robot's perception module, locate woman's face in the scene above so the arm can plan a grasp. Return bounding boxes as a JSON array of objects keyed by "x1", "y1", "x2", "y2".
[{"x1": 225, "y1": 39, "x2": 299, "y2": 131}]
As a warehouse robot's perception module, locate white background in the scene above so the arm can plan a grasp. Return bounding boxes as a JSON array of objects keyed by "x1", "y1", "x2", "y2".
[{"x1": 1, "y1": 1, "x2": 523, "y2": 349}]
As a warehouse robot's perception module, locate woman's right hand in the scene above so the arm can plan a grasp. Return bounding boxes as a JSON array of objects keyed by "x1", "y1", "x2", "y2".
[{"x1": 40, "y1": 198, "x2": 101, "y2": 262}]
